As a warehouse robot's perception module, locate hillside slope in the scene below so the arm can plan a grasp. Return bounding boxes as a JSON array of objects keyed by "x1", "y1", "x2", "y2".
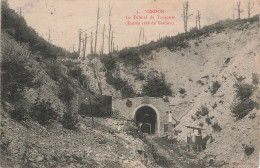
[{"x1": 78, "y1": 19, "x2": 260, "y2": 167}]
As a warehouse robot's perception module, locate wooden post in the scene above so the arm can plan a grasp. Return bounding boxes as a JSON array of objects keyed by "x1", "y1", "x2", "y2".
[
  {"x1": 91, "y1": 32, "x2": 93, "y2": 55},
  {"x1": 83, "y1": 33, "x2": 87, "y2": 58},
  {"x1": 78, "y1": 29, "x2": 82, "y2": 57},
  {"x1": 111, "y1": 31, "x2": 113, "y2": 53}
]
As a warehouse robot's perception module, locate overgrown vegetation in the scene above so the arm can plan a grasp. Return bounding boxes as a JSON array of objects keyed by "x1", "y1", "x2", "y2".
[
  {"x1": 1, "y1": 41, "x2": 36, "y2": 102},
  {"x1": 205, "y1": 116, "x2": 212, "y2": 125},
  {"x1": 244, "y1": 146, "x2": 254, "y2": 156},
  {"x1": 117, "y1": 15, "x2": 258, "y2": 61},
  {"x1": 105, "y1": 72, "x2": 135, "y2": 98},
  {"x1": 134, "y1": 72, "x2": 145, "y2": 80},
  {"x1": 231, "y1": 83, "x2": 258, "y2": 119},
  {"x1": 100, "y1": 54, "x2": 117, "y2": 71},
  {"x1": 61, "y1": 111, "x2": 79, "y2": 130},
  {"x1": 252, "y1": 73, "x2": 259, "y2": 86},
  {"x1": 212, "y1": 123, "x2": 222, "y2": 131},
  {"x1": 1, "y1": 2, "x2": 68, "y2": 59},
  {"x1": 211, "y1": 81, "x2": 221, "y2": 95},
  {"x1": 118, "y1": 48, "x2": 143, "y2": 67},
  {"x1": 195, "y1": 105, "x2": 209, "y2": 119},
  {"x1": 30, "y1": 99, "x2": 58, "y2": 125},
  {"x1": 179, "y1": 88, "x2": 186, "y2": 94},
  {"x1": 143, "y1": 76, "x2": 172, "y2": 97}
]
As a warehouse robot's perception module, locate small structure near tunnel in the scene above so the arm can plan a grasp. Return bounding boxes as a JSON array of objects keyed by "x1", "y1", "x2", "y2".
[{"x1": 186, "y1": 126, "x2": 204, "y2": 152}]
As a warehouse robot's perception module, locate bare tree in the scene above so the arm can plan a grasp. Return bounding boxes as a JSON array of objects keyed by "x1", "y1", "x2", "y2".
[
  {"x1": 235, "y1": 1, "x2": 244, "y2": 19},
  {"x1": 182, "y1": 0, "x2": 193, "y2": 33},
  {"x1": 101, "y1": 24, "x2": 105, "y2": 55},
  {"x1": 83, "y1": 33, "x2": 87, "y2": 58},
  {"x1": 108, "y1": 2, "x2": 113, "y2": 53},
  {"x1": 247, "y1": 0, "x2": 255, "y2": 18},
  {"x1": 94, "y1": 5, "x2": 100, "y2": 55},
  {"x1": 233, "y1": 4, "x2": 235, "y2": 20},
  {"x1": 138, "y1": 27, "x2": 142, "y2": 46},
  {"x1": 197, "y1": 10, "x2": 201, "y2": 29}
]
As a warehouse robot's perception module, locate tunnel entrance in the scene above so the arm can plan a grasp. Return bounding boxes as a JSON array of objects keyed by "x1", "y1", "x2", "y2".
[{"x1": 135, "y1": 106, "x2": 157, "y2": 134}]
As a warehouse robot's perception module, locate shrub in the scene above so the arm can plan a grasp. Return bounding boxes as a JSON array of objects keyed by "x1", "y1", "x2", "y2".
[
  {"x1": 135, "y1": 72, "x2": 145, "y2": 80},
  {"x1": 68, "y1": 65, "x2": 82, "y2": 80},
  {"x1": 61, "y1": 112, "x2": 78, "y2": 130},
  {"x1": 100, "y1": 54, "x2": 117, "y2": 71},
  {"x1": 244, "y1": 146, "x2": 254, "y2": 156},
  {"x1": 212, "y1": 102, "x2": 217, "y2": 109},
  {"x1": 10, "y1": 105, "x2": 28, "y2": 121},
  {"x1": 191, "y1": 115, "x2": 196, "y2": 121},
  {"x1": 199, "y1": 122, "x2": 204, "y2": 127},
  {"x1": 197, "y1": 80, "x2": 205, "y2": 86},
  {"x1": 234, "y1": 83, "x2": 254, "y2": 101},
  {"x1": 118, "y1": 48, "x2": 143, "y2": 66},
  {"x1": 105, "y1": 72, "x2": 127, "y2": 91},
  {"x1": 231, "y1": 99, "x2": 257, "y2": 119},
  {"x1": 30, "y1": 99, "x2": 58, "y2": 125},
  {"x1": 205, "y1": 117, "x2": 212, "y2": 125},
  {"x1": 2, "y1": 43, "x2": 36, "y2": 102},
  {"x1": 179, "y1": 88, "x2": 186, "y2": 94},
  {"x1": 236, "y1": 76, "x2": 246, "y2": 82},
  {"x1": 211, "y1": 81, "x2": 221, "y2": 95},
  {"x1": 197, "y1": 105, "x2": 209, "y2": 117},
  {"x1": 212, "y1": 123, "x2": 222, "y2": 131},
  {"x1": 58, "y1": 84, "x2": 75, "y2": 107},
  {"x1": 143, "y1": 76, "x2": 172, "y2": 97},
  {"x1": 252, "y1": 73, "x2": 259, "y2": 85},
  {"x1": 120, "y1": 84, "x2": 135, "y2": 98},
  {"x1": 248, "y1": 113, "x2": 256, "y2": 119},
  {"x1": 44, "y1": 59, "x2": 64, "y2": 82}
]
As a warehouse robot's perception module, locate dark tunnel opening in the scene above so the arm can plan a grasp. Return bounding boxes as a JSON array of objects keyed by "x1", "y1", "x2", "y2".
[{"x1": 135, "y1": 106, "x2": 157, "y2": 134}]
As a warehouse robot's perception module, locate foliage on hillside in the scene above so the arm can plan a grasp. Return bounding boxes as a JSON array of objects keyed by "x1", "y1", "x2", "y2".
[
  {"x1": 143, "y1": 76, "x2": 172, "y2": 97},
  {"x1": 117, "y1": 15, "x2": 259, "y2": 61},
  {"x1": 1, "y1": 2, "x2": 68, "y2": 59}
]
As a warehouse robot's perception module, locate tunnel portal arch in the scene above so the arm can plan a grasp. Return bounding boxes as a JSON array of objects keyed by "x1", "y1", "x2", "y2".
[{"x1": 132, "y1": 104, "x2": 160, "y2": 135}]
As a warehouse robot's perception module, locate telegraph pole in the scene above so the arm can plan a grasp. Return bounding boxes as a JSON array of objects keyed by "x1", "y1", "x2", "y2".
[
  {"x1": 83, "y1": 33, "x2": 87, "y2": 58},
  {"x1": 91, "y1": 32, "x2": 93, "y2": 55},
  {"x1": 111, "y1": 31, "x2": 114, "y2": 53},
  {"x1": 78, "y1": 29, "x2": 82, "y2": 57}
]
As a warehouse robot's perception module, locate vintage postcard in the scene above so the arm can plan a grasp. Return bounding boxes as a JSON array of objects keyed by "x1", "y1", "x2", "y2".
[{"x1": 1, "y1": 0, "x2": 259, "y2": 167}]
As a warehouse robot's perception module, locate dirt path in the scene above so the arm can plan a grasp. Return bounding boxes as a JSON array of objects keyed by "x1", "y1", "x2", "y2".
[{"x1": 145, "y1": 136, "x2": 206, "y2": 168}]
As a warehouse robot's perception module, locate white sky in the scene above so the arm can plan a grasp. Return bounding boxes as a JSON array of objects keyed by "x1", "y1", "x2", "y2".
[{"x1": 8, "y1": 0, "x2": 260, "y2": 53}]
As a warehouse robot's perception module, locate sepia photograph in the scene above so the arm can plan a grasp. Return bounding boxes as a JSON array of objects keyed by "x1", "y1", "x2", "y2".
[{"x1": 1, "y1": 0, "x2": 260, "y2": 167}]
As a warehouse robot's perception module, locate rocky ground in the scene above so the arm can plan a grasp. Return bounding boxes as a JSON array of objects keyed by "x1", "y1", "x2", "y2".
[{"x1": 1, "y1": 108, "x2": 211, "y2": 168}]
